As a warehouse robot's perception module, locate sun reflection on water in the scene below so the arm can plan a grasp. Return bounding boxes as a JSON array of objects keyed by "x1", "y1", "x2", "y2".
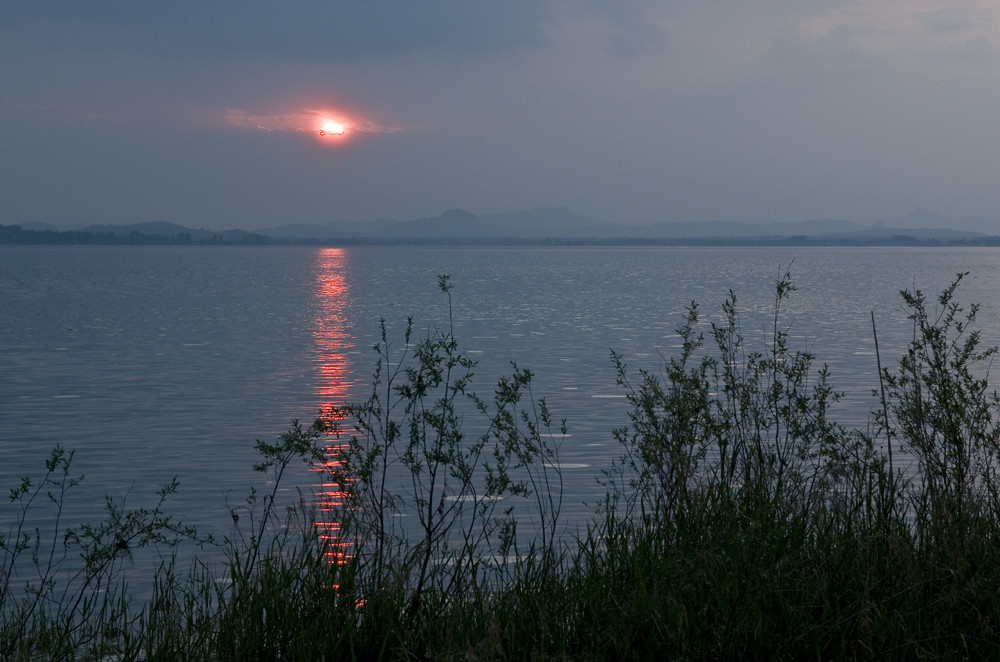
[{"x1": 312, "y1": 248, "x2": 355, "y2": 564}]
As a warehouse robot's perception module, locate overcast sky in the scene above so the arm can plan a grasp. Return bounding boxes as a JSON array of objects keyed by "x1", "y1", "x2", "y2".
[{"x1": 3, "y1": 1, "x2": 1000, "y2": 230}]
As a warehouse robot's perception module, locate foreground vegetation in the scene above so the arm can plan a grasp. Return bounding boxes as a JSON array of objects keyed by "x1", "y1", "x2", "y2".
[{"x1": 6, "y1": 273, "x2": 1000, "y2": 659}]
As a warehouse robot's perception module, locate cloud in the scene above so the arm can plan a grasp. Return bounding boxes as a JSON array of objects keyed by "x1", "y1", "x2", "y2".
[
  {"x1": 6, "y1": 0, "x2": 1000, "y2": 228},
  {"x1": 796, "y1": 2, "x2": 1000, "y2": 61},
  {"x1": 572, "y1": 1, "x2": 670, "y2": 58},
  {"x1": 0, "y1": 1, "x2": 556, "y2": 61},
  {"x1": 223, "y1": 107, "x2": 405, "y2": 135},
  {"x1": 918, "y1": 6, "x2": 993, "y2": 34}
]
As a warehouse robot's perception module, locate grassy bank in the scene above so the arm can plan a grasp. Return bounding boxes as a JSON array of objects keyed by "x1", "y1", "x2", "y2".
[{"x1": 5, "y1": 272, "x2": 1000, "y2": 660}]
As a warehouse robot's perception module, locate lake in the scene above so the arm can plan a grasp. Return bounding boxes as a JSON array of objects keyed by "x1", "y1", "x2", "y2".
[{"x1": 3, "y1": 245, "x2": 1000, "y2": 577}]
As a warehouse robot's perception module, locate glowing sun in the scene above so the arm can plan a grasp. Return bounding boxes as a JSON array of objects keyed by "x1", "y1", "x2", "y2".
[
  {"x1": 319, "y1": 122, "x2": 345, "y2": 136},
  {"x1": 225, "y1": 105, "x2": 405, "y2": 148}
]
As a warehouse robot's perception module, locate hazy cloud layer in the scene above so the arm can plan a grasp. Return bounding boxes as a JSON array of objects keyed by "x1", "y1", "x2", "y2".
[{"x1": 4, "y1": 1, "x2": 1000, "y2": 229}]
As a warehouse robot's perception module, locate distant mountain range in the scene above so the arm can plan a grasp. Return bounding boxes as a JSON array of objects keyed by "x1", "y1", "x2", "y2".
[
  {"x1": 8, "y1": 207, "x2": 1000, "y2": 245},
  {"x1": 236, "y1": 206, "x2": 1000, "y2": 241}
]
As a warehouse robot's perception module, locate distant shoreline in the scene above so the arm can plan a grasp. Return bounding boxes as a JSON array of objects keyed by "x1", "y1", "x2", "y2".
[{"x1": 5, "y1": 224, "x2": 1000, "y2": 248}]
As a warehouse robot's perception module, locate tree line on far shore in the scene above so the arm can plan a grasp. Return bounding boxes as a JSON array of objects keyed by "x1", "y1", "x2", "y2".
[{"x1": 8, "y1": 221, "x2": 1000, "y2": 247}]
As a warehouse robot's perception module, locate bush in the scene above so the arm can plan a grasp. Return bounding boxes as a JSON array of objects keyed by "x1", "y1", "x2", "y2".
[{"x1": 7, "y1": 272, "x2": 1000, "y2": 660}]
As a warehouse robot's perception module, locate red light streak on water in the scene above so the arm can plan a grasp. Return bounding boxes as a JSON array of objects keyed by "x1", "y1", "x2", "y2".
[{"x1": 312, "y1": 248, "x2": 356, "y2": 564}]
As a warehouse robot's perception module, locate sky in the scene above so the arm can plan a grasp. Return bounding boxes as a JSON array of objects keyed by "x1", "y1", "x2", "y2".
[{"x1": 3, "y1": 1, "x2": 1000, "y2": 231}]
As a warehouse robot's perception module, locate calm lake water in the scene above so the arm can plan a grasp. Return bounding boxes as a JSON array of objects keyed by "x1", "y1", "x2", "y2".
[{"x1": 4, "y1": 245, "x2": 1000, "y2": 576}]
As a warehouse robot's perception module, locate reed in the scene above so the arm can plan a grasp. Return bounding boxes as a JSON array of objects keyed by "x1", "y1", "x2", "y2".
[{"x1": 5, "y1": 272, "x2": 1000, "y2": 660}]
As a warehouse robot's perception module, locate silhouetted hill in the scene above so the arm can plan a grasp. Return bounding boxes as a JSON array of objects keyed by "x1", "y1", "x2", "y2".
[
  {"x1": 633, "y1": 218, "x2": 872, "y2": 239},
  {"x1": 480, "y1": 207, "x2": 624, "y2": 238},
  {"x1": 259, "y1": 207, "x2": 615, "y2": 239},
  {"x1": 261, "y1": 208, "x2": 984, "y2": 242},
  {"x1": 385, "y1": 209, "x2": 484, "y2": 238},
  {"x1": 6, "y1": 207, "x2": 1000, "y2": 245}
]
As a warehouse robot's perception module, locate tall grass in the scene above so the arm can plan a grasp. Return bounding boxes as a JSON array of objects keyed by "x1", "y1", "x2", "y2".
[{"x1": 5, "y1": 272, "x2": 1000, "y2": 659}]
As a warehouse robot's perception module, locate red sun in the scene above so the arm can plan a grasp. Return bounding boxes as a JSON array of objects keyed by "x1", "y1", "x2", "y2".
[{"x1": 224, "y1": 104, "x2": 402, "y2": 148}]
